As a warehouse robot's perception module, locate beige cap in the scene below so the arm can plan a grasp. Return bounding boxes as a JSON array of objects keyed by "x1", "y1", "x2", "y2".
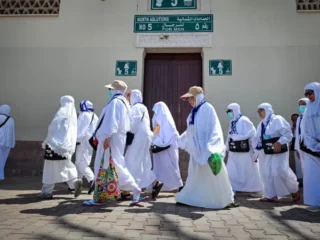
[
  {"x1": 180, "y1": 86, "x2": 204, "y2": 99},
  {"x1": 105, "y1": 80, "x2": 128, "y2": 92}
]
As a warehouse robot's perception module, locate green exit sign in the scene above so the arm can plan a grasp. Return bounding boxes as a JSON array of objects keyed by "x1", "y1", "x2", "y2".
[
  {"x1": 115, "y1": 61, "x2": 137, "y2": 76},
  {"x1": 209, "y1": 60, "x2": 232, "y2": 76},
  {"x1": 151, "y1": 0, "x2": 197, "y2": 10},
  {"x1": 134, "y1": 14, "x2": 213, "y2": 33}
]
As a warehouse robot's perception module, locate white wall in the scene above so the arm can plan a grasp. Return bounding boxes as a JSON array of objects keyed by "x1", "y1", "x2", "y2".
[{"x1": 0, "y1": 0, "x2": 319, "y2": 140}]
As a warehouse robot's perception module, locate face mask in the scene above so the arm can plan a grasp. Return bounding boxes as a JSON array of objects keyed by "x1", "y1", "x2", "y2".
[
  {"x1": 227, "y1": 112, "x2": 234, "y2": 119},
  {"x1": 108, "y1": 91, "x2": 113, "y2": 99},
  {"x1": 298, "y1": 105, "x2": 306, "y2": 114}
]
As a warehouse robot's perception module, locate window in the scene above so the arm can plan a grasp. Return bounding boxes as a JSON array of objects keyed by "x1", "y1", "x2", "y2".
[
  {"x1": 0, "y1": 0, "x2": 61, "y2": 16},
  {"x1": 296, "y1": 0, "x2": 320, "y2": 12}
]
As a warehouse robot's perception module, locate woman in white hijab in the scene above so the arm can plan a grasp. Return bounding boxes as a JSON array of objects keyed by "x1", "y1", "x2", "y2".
[
  {"x1": 254, "y1": 103, "x2": 299, "y2": 202},
  {"x1": 294, "y1": 98, "x2": 309, "y2": 184},
  {"x1": 39, "y1": 96, "x2": 82, "y2": 199},
  {"x1": 151, "y1": 102, "x2": 183, "y2": 191},
  {"x1": 75, "y1": 100, "x2": 98, "y2": 194},
  {"x1": 0, "y1": 105, "x2": 15, "y2": 180},
  {"x1": 124, "y1": 90, "x2": 158, "y2": 196},
  {"x1": 300, "y1": 82, "x2": 320, "y2": 212},
  {"x1": 226, "y1": 103, "x2": 263, "y2": 197}
]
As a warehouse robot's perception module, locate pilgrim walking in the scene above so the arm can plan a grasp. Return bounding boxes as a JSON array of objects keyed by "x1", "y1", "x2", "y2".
[
  {"x1": 75, "y1": 100, "x2": 98, "y2": 194},
  {"x1": 0, "y1": 105, "x2": 15, "y2": 181},
  {"x1": 39, "y1": 96, "x2": 82, "y2": 199},
  {"x1": 300, "y1": 82, "x2": 320, "y2": 212},
  {"x1": 176, "y1": 87, "x2": 236, "y2": 209},
  {"x1": 225, "y1": 103, "x2": 263, "y2": 197},
  {"x1": 254, "y1": 103, "x2": 300, "y2": 203}
]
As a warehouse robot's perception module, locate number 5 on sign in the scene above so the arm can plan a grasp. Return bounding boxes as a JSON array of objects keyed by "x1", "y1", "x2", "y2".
[{"x1": 148, "y1": 23, "x2": 152, "y2": 31}]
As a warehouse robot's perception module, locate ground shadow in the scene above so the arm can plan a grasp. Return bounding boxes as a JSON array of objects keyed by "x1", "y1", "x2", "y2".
[{"x1": 278, "y1": 207, "x2": 320, "y2": 223}]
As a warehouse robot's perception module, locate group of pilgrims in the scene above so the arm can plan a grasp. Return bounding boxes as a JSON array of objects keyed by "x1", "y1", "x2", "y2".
[{"x1": 0, "y1": 80, "x2": 319, "y2": 212}]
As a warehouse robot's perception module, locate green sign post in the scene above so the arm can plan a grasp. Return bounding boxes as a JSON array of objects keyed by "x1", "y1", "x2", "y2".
[
  {"x1": 209, "y1": 60, "x2": 232, "y2": 76},
  {"x1": 151, "y1": 0, "x2": 197, "y2": 10},
  {"x1": 134, "y1": 14, "x2": 213, "y2": 33},
  {"x1": 115, "y1": 61, "x2": 137, "y2": 76}
]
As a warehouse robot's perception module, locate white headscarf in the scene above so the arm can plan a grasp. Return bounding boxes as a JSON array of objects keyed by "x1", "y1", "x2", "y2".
[
  {"x1": 130, "y1": 90, "x2": 143, "y2": 106},
  {"x1": 42, "y1": 96, "x2": 77, "y2": 158},
  {"x1": 227, "y1": 103, "x2": 241, "y2": 120},
  {"x1": 0, "y1": 105, "x2": 15, "y2": 148},
  {"x1": 258, "y1": 103, "x2": 274, "y2": 124},
  {"x1": 302, "y1": 82, "x2": 320, "y2": 151},
  {"x1": 152, "y1": 102, "x2": 179, "y2": 147}
]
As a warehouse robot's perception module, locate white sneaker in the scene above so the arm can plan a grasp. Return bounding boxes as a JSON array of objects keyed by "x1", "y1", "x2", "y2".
[{"x1": 306, "y1": 206, "x2": 320, "y2": 213}]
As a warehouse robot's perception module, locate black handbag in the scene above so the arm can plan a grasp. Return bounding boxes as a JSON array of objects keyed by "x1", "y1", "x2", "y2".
[
  {"x1": 125, "y1": 112, "x2": 145, "y2": 146},
  {"x1": 228, "y1": 138, "x2": 250, "y2": 153},
  {"x1": 151, "y1": 144, "x2": 170, "y2": 154},
  {"x1": 262, "y1": 137, "x2": 288, "y2": 155},
  {"x1": 89, "y1": 115, "x2": 104, "y2": 151},
  {"x1": 300, "y1": 140, "x2": 320, "y2": 158}
]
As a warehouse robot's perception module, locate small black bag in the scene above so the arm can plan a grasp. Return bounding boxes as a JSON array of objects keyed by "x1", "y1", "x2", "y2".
[
  {"x1": 125, "y1": 112, "x2": 145, "y2": 146},
  {"x1": 300, "y1": 140, "x2": 320, "y2": 158},
  {"x1": 126, "y1": 132, "x2": 135, "y2": 145},
  {"x1": 151, "y1": 145, "x2": 170, "y2": 154},
  {"x1": 228, "y1": 138, "x2": 250, "y2": 153},
  {"x1": 262, "y1": 137, "x2": 288, "y2": 155}
]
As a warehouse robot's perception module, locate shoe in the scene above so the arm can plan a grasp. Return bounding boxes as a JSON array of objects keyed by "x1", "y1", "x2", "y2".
[
  {"x1": 306, "y1": 206, "x2": 320, "y2": 213},
  {"x1": 74, "y1": 179, "x2": 83, "y2": 198},
  {"x1": 225, "y1": 202, "x2": 240, "y2": 209},
  {"x1": 38, "y1": 193, "x2": 53, "y2": 200},
  {"x1": 152, "y1": 181, "x2": 164, "y2": 199},
  {"x1": 68, "y1": 188, "x2": 75, "y2": 194},
  {"x1": 88, "y1": 181, "x2": 95, "y2": 195}
]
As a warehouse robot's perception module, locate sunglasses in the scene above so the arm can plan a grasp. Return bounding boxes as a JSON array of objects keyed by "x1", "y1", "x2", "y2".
[
  {"x1": 304, "y1": 90, "x2": 314, "y2": 97},
  {"x1": 226, "y1": 110, "x2": 232, "y2": 113}
]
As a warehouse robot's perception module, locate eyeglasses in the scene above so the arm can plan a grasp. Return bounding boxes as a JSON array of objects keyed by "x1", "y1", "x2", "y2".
[{"x1": 304, "y1": 90, "x2": 314, "y2": 97}]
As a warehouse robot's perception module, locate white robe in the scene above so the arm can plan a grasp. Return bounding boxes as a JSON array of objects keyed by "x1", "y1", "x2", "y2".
[
  {"x1": 125, "y1": 98, "x2": 156, "y2": 189},
  {"x1": 75, "y1": 111, "x2": 98, "y2": 181},
  {"x1": 42, "y1": 96, "x2": 78, "y2": 185},
  {"x1": 95, "y1": 94, "x2": 139, "y2": 192},
  {"x1": 226, "y1": 115, "x2": 263, "y2": 193},
  {"x1": 0, "y1": 105, "x2": 15, "y2": 180},
  {"x1": 301, "y1": 82, "x2": 320, "y2": 206},
  {"x1": 152, "y1": 102, "x2": 183, "y2": 191},
  {"x1": 294, "y1": 115, "x2": 304, "y2": 178},
  {"x1": 255, "y1": 115, "x2": 298, "y2": 199},
  {"x1": 176, "y1": 98, "x2": 234, "y2": 209}
]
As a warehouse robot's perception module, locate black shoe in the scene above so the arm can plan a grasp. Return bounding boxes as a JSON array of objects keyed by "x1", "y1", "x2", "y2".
[
  {"x1": 88, "y1": 181, "x2": 95, "y2": 195},
  {"x1": 152, "y1": 181, "x2": 164, "y2": 199},
  {"x1": 225, "y1": 202, "x2": 240, "y2": 209},
  {"x1": 68, "y1": 188, "x2": 75, "y2": 194}
]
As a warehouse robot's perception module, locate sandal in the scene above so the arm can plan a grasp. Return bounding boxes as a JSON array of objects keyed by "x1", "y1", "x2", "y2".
[
  {"x1": 259, "y1": 197, "x2": 279, "y2": 202},
  {"x1": 225, "y1": 202, "x2": 240, "y2": 209},
  {"x1": 292, "y1": 191, "x2": 301, "y2": 203},
  {"x1": 152, "y1": 181, "x2": 164, "y2": 199},
  {"x1": 129, "y1": 196, "x2": 149, "y2": 207},
  {"x1": 83, "y1": 200, "x2": 102, "y2": 206}
]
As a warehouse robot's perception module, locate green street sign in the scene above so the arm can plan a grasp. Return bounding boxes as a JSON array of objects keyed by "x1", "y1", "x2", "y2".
[
  {"x1": 209, "y1": 60, "x2": 232, "y2": 76},
  {"x1": 134, "y1": 14, "x2": 213, "y2": 33},
  {"x1": 151, "y1": 0, "x2": 197, "y2": 10},
  {"x1": 115, "y1": 61, "x2": 137, "y2": 76}
]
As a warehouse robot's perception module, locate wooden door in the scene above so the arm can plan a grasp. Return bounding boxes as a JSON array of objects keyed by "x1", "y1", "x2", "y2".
[{"x1": 143, "y1": 53, "x2": 202, "y2": 134}]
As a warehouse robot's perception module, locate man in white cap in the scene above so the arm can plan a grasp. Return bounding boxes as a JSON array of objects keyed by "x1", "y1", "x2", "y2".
[
  {"x1": 93, "y1": 80, "x2": 146, "y2": 206},
  {"x1": 176, "y1": 86, "x2": 237, "y2": 209}
]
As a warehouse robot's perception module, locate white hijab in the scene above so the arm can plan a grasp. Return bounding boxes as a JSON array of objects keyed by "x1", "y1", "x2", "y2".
[
  {"x1": 130, "y1": 89, "x2": 143, "y2": 106},
  {"x1": 258, "y1": 103, "x2": 274, "y2": 124},
  {"x1": 152, "y1": 102, "x2": 179, "y2": 147},
  {"x1": 303, "y1": 82, "x2": 320, "y2": 151},
  {"x1": 227, "y1": 103, "x2": 241, "y2": 120},
  {"x1": 0, "y1": 105, "x2": 15, "y2": 148},
  {"x1": 42, "y1": 96, "x2": 77, "y2": 158}
]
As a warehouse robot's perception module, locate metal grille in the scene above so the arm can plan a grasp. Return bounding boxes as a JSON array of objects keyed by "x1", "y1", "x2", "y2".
[
  {"x1": 0, "y1": 0, "x2": 61, "y2": 16},
  {"x1": 296, "y1": 0, "x2": 320, "y2": 12}
]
